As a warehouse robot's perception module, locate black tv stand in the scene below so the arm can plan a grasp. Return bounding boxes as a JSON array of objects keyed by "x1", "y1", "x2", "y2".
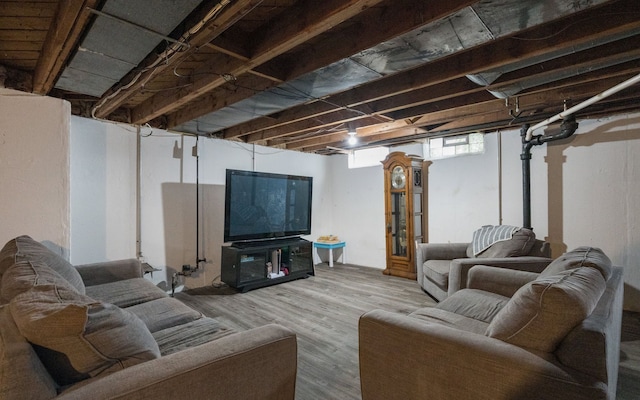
[
  {"x1": 231, "y1": 236, "x2": 302, "y2": 249},
  {"x1": 221, "y1": 237, "x2": 314, "y2": 292}
]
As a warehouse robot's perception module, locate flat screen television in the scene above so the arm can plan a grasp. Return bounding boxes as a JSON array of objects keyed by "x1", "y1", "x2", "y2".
[{"x1": 223, "y1": 169, "x2": 313, "y2": 243}]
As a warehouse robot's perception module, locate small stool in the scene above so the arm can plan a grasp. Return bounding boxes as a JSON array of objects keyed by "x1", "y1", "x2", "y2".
[{"x1": 313, "y1": 241, "x2": 346, "y2": 267}]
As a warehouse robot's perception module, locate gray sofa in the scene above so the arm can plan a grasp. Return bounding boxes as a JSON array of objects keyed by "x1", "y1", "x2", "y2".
[
  {"x1": 416, "y1": 227, "x2": 553, "y2": 301},
  {"x1": 360, "y1": 246, "x2": 623, "y2": 400},
  {"x1": 0, "y1": 235, "x2": 297, "y2": 399}
]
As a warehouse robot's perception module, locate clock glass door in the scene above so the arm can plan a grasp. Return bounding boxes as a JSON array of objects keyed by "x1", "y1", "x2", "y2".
[{"x1": 391, "y1": 192, "x2": 407, "y2": 256}]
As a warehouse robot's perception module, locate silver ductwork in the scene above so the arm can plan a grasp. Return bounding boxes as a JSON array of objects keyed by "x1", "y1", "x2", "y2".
[{"x1": 176, "y1": 1, "x2": 613, "y2": 135}]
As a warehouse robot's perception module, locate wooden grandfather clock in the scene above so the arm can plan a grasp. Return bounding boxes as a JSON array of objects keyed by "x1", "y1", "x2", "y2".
[{"x1": 382, "y1": 152, "x2": 424, "y2": 279}]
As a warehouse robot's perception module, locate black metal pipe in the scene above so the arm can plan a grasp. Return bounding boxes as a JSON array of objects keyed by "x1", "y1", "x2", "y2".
[
  {"x1": 520, "y1": 124, "x2": 533, "y2": 229},
  {"x1": 520, "y1": 115, "x2": 578, "y2": 230},
  {"x1": 195, "y1": 136, "x2": 206, "y2": 267},
  {"x1": 196, "y1": 136, "x2": 200, "y2": 267}
]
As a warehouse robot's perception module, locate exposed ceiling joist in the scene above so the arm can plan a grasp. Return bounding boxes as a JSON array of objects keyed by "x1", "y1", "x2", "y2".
[{"x1": 2, "y1": 0, "x2": 640, "y2": 155}]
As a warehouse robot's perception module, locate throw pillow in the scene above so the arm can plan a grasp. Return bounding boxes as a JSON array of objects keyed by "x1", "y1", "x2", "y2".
[
  {"x1": 466, "y1": 227, "x2": 535, "y2": 258},
  {"x1": 0, "y1": 235, "x2": 85, "y2": 294},
  {"x1": 485, "y1": 267, "x2": 606, "y2": 353},
  {"x1": 0, "y1": 305, "x2": 58, "y2": 399},
  {"x1": 1, "y1": 260, "x2": 77, "y2": 304},
  {"x1": 540, "y1": 246, "x2": 612, "y2": 280},
  {"x1": 10, "y1": 283, "x2": 160, "y2": 386}
]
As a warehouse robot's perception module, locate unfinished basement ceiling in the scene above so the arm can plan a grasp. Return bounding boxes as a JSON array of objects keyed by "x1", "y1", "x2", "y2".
[
  {"x1": 54, "y1": 0, "x2": 204, "y2": 97},
  {"x1": 2, "y1": 0, "x2": 640, "y2": 154}
]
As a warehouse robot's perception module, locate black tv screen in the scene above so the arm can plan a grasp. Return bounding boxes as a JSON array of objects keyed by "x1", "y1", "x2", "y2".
[{"x1": 223, "y1": 169, "x2": 313, "y2": 243}]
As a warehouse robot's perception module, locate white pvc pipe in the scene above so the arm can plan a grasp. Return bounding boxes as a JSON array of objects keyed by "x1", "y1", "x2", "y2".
[{"x1": 525, "y1": 72, "x2": 640, "y2": 141}]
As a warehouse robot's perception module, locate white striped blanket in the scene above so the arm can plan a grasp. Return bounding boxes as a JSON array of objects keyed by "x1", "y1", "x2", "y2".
[{"x1": 471, "y1": 225, "x2": 521, "y2": 256}]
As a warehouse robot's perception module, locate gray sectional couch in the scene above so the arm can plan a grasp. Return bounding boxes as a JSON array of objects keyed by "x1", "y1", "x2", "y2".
[
  {"x1": 416, "y1": 227, "x2": 553, "y2": 301},
  {"x1": 0, "y1": 235, "x2": 297, "y2": 399},
  {"x1": 360, "y1": 246, "x2": 624, "y2": 400}
]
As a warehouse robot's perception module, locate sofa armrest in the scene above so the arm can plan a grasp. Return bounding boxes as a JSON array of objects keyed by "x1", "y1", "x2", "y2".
[
  {"x1": 416, "y1": 243, "x2": 468, "y2": 285},
  {"x1": 57, "y1": 324, "x2": 297, "y2": 400},
  {"x1": 448, "y1": 256, "x2": 552, "y2": 296},
  {"x1": 74, "y1": 259, "x2": 143, "y2": 286},
  {"x1": 466, "y1": 265, "x2": 540, "y2": 297},
  {"x1": 359, "y1": 310, "x2": 606, "y2": 400}
]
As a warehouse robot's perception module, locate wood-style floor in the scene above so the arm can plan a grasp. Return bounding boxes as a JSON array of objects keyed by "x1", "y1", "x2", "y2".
[{"x1": 175, "y1": 263, "x2": 640, "y2": 400}]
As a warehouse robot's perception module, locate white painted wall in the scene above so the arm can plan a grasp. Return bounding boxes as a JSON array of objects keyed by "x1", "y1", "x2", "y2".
[
  {"x1": 0, "y1": 89, "x2": 70, "y2": 256},
  {"x1": 328, "y1": 114, "x2": 640, "y2": 311},
  {"x1": 137, "y1": 132, "x2": 332, "y2": 291},
  {"x1": 425, "y1": 114, "x2": 640, "y2": 310},
  {"x1": 70, "y1": 117, "x2": 137, "y2": 264},
  {"x1": 4, "y1": 93, "x2": 639, "y2": 310},
  {"x1": 427, "y1": 133, "x2": 502, "y2": 242},
  {"x1": 328, "y1": 154, "x2": 386, "y2": 268},
  {"x1": 326, "y1": 143, "x2": 424, "y2": 269}
]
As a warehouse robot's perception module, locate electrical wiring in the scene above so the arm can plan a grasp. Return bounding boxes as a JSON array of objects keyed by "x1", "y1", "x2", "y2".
[
  {"x1": 141, "y1": 83, "x2": 193, "y2": 93},
  {"x1": 91, "y1": 0, "x2": 231, "y2": 119},
  {"x1": 140, "y1": 123, "x2": 153, "y2": 137},
  {"x1": 228, "y1": 140, "x2": 287, "y2": 156},
  {"x1": 87, "y1": 0, "x2": 388, "y2": 138}
]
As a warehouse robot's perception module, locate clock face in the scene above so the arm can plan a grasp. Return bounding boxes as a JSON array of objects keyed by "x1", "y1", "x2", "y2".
[{"x1": 391, "y1": 166, "x2": 406, "y2": 189}]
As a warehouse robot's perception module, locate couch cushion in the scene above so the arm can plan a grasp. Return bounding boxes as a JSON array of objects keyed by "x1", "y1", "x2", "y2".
[
  {"x1": 126, "y1": 297, "x2": 203, "y2": 333},
  {"x1": 436, "y1": 288, "x2": 510, "y2": 323},
  {"x1": 486, "y1": 267, "x2": 606, "y2": 353},
  {"x1": 85, "y1": 277, "x2": 167, "y2": 308},
  {"x1": 555, "y1": 267, "x2": 623, "y2": 385},
  {"x1": 1, "y1": 260, "x2": 78, "y2": 304},
  {"x1": 153, "y1": 317, "x2": 235, "y2": 356},
  {"x1": 540, "y1": 246, "x2": 612, "y2": 280},
  {"x1": 0, "y1": 235, "x2": 85, "y2": 294},
  {"x1": 422, "y1": 260, "x2": 450, "y2": 288},
  {"x1": 467, "y1": 227, "x2": 536, "y2": 258},
  {"x1": 9, "y1": 283, "x2": 160, "y2": 386},
  {"x1": 0, "y1": 305, "x2": 58, "y2": 400},
  {"x1": 409, "y1": 307, "x2": 489, "y2": 335}
]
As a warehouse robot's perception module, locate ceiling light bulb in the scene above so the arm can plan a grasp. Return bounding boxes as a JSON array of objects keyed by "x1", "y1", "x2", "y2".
[{"x1": 348, "y1": 135, "x2": 357, "y2": 145}]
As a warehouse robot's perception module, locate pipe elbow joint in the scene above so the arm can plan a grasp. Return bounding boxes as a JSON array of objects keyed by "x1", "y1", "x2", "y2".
[{"x1": 560, "y1": 115, "x2": 578, "y2": 136}]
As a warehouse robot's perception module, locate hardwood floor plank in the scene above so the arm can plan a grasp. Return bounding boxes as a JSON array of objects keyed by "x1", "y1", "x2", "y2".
[
  {"x1": 176, "y1": 263, "x2": 434, "y2": 399},
  {"x1": 175, "y1": 263, "x2": 639, "y2": 400}
]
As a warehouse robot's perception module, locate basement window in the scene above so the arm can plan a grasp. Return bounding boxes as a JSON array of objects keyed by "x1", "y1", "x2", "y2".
[
  {"x1": 348, "y1": 146, "x2": 390, "y2": 169},
  {"x1": 424, "y1": 133, "x2": 484, "y2": 160}
]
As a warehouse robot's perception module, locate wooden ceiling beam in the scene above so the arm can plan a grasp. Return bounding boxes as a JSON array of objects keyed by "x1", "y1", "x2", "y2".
[
  {"x1": 244, "y1": 108, "x2": 392, "y2": 143},
  {"x1": 261, "y1": 90, "x2": 493, "y2": 142},
  {"x1": 32, "y1": 0, "x2": 101, "y2": 95},
  {"x1": 133, "y1": 0, "x2": 387, "y2": 125},
  {"x1": 294, "y1": 126, "x2": 426, "y2": 153},
  {"x1": 290, "y1": 73, "x2": 640, "y2": 152},
  {"x1": 93, "y1": 0, "x2": 261, "y2": 119},
  {"x1": 392, "y1": 64, "x2": 640, "y2": 122},
  {"x1": 224, "y1": 77, "x2": 481, "y2": 140},
  {"x1": 238, "y1": 77, "x2": 481, "y2": 142},
  {"x1": 243, "y1": 54, "x2": 640, "y2": 145},
  {"x1": 204, "y1": 29, "x2": 284, "y2": 83},
  {"x1": 412, "y1": 74, "x2": 640, "y2": 129},
  {"x1": 428, "y1": 88, "x2": 640, "y2": 135},
  {"x1": 168, "y1": 73, "x2": 278, "y2": 128},
  {"x1": 222, "y1": 0, "x2": 640, "y2": 141},
  {"x1": 485, "y1": 37, "x2": 640, "y2": 98},
  {"x1": 167, "y1": 0, "x2": 477, "y2": 128},
  {"x1": 256, "y1": 0, "x2": 477, "y2": 82},
  {"x1": 272, "y1": 116, "x2": 385, "y2": 147}
]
